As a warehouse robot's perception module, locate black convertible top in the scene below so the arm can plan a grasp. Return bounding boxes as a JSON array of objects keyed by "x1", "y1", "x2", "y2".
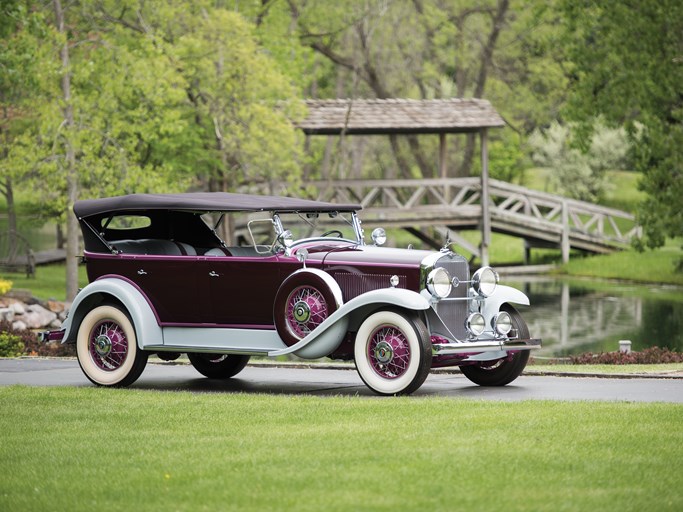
[{"x1": 74, "y1": 192, "x2": 361, "y2": 218}]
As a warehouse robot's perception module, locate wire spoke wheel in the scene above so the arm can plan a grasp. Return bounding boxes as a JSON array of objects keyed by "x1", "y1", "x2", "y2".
[
  {"x1": 285, "y1": 286, "x2": 328, "y2": 338},
  {"x1": 354, "y1": 310, "x2": 432, "y2": 396},
  {"x1": 367, "y1": 326, "x2": 412, "y2": 379},
  {"x1": 77, "y1": 305, "x2": 147, "y2": 387}
]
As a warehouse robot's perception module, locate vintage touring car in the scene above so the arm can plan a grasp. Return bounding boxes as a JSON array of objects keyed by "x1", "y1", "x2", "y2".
[{"x1": 44, "y1": 192, "x2": 540, "y2": 395}]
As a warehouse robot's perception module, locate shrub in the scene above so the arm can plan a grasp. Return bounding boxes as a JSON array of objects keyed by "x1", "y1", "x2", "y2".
[
  {"x1": 0, "y1": 332, "x2": 24, "y2": 357},
  {"x1": 570, "y1": 347, "x2": 683, "y2": 365},
  {"x1": 0, "y1": 279, "x2": 12, "y2": 296},
  {"x1": 0, "y1": 320, "x2": 76, "y2": 357}
]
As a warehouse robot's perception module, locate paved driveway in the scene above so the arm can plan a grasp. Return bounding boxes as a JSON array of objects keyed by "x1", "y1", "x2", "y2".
[{"x1": 1, "y1": 358, "x2": 682, "y2": 402}]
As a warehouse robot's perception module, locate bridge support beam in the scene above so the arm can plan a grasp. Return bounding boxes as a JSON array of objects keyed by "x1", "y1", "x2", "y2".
[{"x1": 480, "y1": 129, "x2": 491, "y2": 267}]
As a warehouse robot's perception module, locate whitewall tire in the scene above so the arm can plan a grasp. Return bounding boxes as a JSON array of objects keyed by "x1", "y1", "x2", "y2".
[
  {"x1": 354, "y1": 310, "x2": 432, "y2": 396},
  {"x1": 76, "y1": 305, "x2": 148, "y2": 387}
]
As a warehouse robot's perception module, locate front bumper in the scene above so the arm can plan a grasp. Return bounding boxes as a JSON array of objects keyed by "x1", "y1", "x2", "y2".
[{"x1": 432, "y1": 337, "x2": 541, "y2": 356}]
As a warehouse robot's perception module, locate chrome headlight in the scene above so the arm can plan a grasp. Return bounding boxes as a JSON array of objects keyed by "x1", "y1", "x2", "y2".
[
  {"x1": 466, "y1": 313, "x2": 486, "y2": 336},
  {"x1": 371, "y1": 227, "x2": 387, "y2": 246},
  {"x1": 472, "y1": 266, "x2": 498, "y2": 297},
  {"x1": 492, "y1": 311, "x2": 512, "y2": 335},
  {"x1": 427, "y1": 267, "x2": 452, "y2": 299}
]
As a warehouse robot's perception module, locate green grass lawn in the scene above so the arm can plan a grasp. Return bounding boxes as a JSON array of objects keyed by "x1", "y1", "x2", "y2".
[
  {"x1": 0, "y1": 263, "x2": 88, "y2": 301},
  {"x1": 1, "y1": 386, "x2": 681, "y2": 512}
]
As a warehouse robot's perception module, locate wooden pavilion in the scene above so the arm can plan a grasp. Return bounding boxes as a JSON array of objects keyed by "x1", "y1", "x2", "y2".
[{"x1": 298, "y1": 98, "x2": 506, "y2": 265}]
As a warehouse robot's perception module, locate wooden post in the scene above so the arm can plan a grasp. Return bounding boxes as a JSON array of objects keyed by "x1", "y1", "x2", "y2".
[
  {"x1": 480, "y1": 129, "x2": 490, "y2": 267},
  {"x1": 439, "y1": 133, "x2": 449, "y2": 202},
  {"x1": 561, "y1": 200, "x2": 570, "y2": 263}
]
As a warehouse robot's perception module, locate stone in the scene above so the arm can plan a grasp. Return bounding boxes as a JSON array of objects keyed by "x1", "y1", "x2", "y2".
[
  {"x1": 9, "y1": 302, "x2": 25, "y2": 315},
  {"x1": 46, "y1": 300, "x2": 66, "y2": 314},
  {"x1": 49, "y1": 318, "x2": 63, "y2": 329},
  {"x1": 0, "y1": 307, "x2": 15, "y2": 323},
  {"x1": 12, "y1": 320, "x2": 27, "y2": 331},
  {"x1": 22, "y1": 304, "x2": 57, "y2": 329}
]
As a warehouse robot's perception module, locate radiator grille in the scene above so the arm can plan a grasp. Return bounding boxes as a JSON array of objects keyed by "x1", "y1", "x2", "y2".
[
  {"x1": 335, "y1": 273, "x2": 406, "y2": 301},
  {"x1": 434, "y1": 254, "x2": 470, "y2": 340}
]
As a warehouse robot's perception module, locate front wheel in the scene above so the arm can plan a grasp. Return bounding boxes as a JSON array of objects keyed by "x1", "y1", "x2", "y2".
[
  {"x1": 76, "y1": 305, "x2": 148, "y2": 387},
  {"x1": 187, "y1": 353, "x2": 251, "y2": 379},
  {"x1": 460, "y1": 305, "x2": 530, "y2": 386},
  {"x1": 354, "y1": 310, "x2": 432, "y2": 396}
]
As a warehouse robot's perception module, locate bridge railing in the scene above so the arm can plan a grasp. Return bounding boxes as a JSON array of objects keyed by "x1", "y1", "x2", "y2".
[{"x1": 306, "y1": 177, "x2": 640, "y2": 251}]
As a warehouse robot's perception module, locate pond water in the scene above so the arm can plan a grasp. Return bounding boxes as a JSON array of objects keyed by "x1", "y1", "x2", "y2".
[{"x1": 503, "y1": 276, "x2": 683, "y2": 358}]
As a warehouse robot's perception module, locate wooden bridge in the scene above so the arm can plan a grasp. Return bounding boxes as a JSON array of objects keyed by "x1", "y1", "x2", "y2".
[{"x1": 303, "y1": 177, "x2": 639, "y2": 264}]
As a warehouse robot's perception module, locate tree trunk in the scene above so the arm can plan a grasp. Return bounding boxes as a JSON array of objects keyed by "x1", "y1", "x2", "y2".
[{"x1": 53, "y1": 0, "x2": 79, "y2": 302}]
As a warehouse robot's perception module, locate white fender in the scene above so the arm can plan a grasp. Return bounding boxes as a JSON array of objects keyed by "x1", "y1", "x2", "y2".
[
  {"x1": 480, "y1": 284, "x2": 530, "y2": 321},
  {"x1": 269, "y1": 288, "x2": 430, "y2": 358},
  {"x1": 61, "y1": 277, "x2": 163, "y2": 348}
]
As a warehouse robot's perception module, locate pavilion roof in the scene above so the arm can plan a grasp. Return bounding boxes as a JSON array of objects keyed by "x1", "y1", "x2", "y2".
[{"x1": 298, "y1": 98, "x2": 505, "y2": 135}]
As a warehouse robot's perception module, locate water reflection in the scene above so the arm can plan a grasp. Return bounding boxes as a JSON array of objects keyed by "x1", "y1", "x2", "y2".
[{"x1": 505, "y1": 277, "x2": 683, "y2": 357}]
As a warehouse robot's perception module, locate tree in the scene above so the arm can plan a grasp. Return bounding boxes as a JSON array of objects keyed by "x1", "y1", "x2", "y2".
[
  {"x1": 94, "y1": 1, "x2": 305, "y2": 241},
  {"x1": 528, "y1": 120, "x2": 630, "y2": 202},
  {"x1": 0, "y1": 2, "x2": 56, "y2": 246},
  {"x1": 276, "y1": 0, "x2": 567, "y2": 181},
  {"x1": 560, "y1": 0, "x2": 683, "y2": 253}
]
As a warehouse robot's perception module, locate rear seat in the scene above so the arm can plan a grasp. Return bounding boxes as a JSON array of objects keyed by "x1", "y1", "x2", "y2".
[{"x1": 111, "y1": 239, "x2": 197, "y2": 256}]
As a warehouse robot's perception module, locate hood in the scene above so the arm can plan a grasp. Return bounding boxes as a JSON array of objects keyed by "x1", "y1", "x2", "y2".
[{"x1": 294, "y1": 244, "x2": 433, "y2": 269}]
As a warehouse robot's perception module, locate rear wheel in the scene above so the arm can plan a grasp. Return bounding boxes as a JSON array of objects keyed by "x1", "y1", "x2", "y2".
[
  {"x1": 187, "y1": 353, "x2": 250, "y2": 379},
  {"x1": 460, "y1": 305, "x2": 530, "y2": 386},
  {"x1": 354, "y1": 310, "x2": 432, "y2": 396},
  {"x1": 76, "y1": 305, "x2": 148, "y2": 387}
]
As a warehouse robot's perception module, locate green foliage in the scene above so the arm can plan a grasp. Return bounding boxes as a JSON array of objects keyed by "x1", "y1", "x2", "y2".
[
  {"x1": 0, "y1": 331, "x2": 23, "y2": 357},
  {"x1": 560, "y1": 0, "x2": 683, "y2": 250},
  {"x1": 528, "y1": 120, "x2": 630, "y2": 202}
]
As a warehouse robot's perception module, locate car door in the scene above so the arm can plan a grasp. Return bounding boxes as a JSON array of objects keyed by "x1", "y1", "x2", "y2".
[
  {"x1": 105, "y1": 254, "x2": 200, "y2": 324},
  {"x1": 200, "y1": 253, "x2": 284, "y2": 327}
]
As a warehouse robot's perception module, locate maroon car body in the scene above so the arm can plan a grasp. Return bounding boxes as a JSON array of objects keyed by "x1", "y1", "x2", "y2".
[{"x1": 45, "y1": 192, "x2": 540, "y2": 395}]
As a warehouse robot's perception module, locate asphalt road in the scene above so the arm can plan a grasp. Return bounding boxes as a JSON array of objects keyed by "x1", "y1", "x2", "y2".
[{"x1": 1, "y1": 358, "x2": 682, "y2": 402}]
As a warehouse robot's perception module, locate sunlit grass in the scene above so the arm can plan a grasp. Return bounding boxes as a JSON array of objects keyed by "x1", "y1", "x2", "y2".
[
  {"x1": 0, "y1": 386, "x2": 681, "y2": 512},
  {"x1": 0, "y1": 263, "x2": 88, "y2": 301}
]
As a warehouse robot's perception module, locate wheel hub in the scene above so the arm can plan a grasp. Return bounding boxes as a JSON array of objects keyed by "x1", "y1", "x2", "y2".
[
  {"x1": 94, "y1": 334, "x2": 112, "y2": 357},
  {"x1": 373, "y1": 341, "x2": 394, "y2": 364},
  {"x1": 293, "y1": 301, "x2": 311, "y2": 323}
]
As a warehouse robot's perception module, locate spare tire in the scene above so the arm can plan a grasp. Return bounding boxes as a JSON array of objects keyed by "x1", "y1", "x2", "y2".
[{"x1": 273, "y1": 269, "x2": 343, "y2": 346}]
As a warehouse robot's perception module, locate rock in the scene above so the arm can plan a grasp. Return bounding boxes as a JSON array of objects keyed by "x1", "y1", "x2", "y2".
[
  {"x1": 49, "y1": 318, "x2": 63, "y2": 329},
  {"x1": 46, "y1": 300, "x2": 66, "y2": 314},
  {"x1": 12, "y1": 320, "x2": 27, "y2": 331},
  {"x1": 9, "y1": 302, "x2": 25, "y2": 315},
  {"x1": 22, "y1": 304, "x2": 57, "y2": 329},
  {"x1": 6, "y1": 289, "x2": 35, "y2": 304},
  {"x1": 0, "y1": 307, "x2": 15, "y2": 323}
]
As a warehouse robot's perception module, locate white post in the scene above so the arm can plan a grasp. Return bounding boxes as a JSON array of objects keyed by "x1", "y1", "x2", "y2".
[{"x1": 561, "y1": 200, "x2": 570, "y2": 264}]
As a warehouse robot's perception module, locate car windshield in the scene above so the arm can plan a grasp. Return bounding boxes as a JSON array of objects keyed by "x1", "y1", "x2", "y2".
[{"x1": 277, "y1": 212, "x2": 360, "y2": 243}]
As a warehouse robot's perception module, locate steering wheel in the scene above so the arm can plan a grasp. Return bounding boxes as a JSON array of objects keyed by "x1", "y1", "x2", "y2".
[{"x1": 321, "y1": 230, "x2": 343, "y2": 238}]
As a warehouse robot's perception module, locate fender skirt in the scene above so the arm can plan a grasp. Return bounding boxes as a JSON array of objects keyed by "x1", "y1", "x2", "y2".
[{"x1": 269, "y1": 288, "x2": 430, "y2": 359}]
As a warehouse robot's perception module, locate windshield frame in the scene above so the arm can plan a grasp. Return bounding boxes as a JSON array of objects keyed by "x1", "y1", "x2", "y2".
[{"x1": 272, "y1": 211, "x2": 365, "y2": 253}]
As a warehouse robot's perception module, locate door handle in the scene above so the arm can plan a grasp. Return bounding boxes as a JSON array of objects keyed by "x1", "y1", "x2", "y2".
[
  {"x1": 209, "y1": 271, "x2": 219, "y2": 277},
  {"x1": 137, "y1": 269, "x2": 147, "y2": 275}
]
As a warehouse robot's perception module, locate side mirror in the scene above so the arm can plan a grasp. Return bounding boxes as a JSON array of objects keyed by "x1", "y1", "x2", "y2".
[{"x1": 296, "y1": 248, "x2": 309, "y2": 267}]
